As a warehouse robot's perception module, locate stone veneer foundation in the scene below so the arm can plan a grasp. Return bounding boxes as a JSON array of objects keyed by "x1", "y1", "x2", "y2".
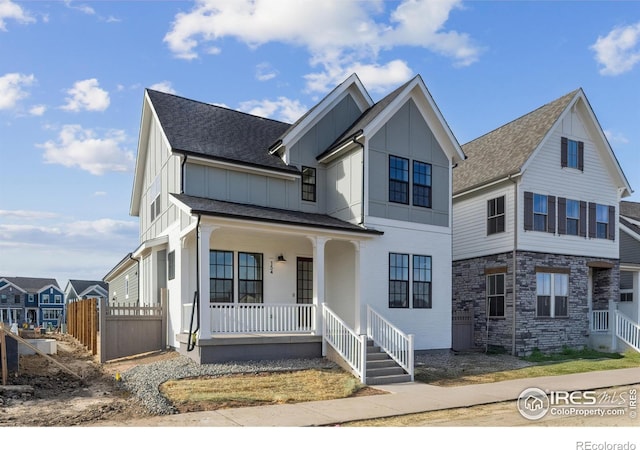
[{"x1": 453, "y1": 251, "x2": 619, "y2": 356}]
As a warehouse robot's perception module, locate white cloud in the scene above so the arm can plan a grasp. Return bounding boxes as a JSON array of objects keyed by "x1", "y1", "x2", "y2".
[
  {"x1": 163, "y1": 0, "x2": 481, "y2": 92},
  {"x1": 591, "y1": 22, "x2": 640, "y2": 76},
  {"x1": 0, "y1": 210, "x2": 59, "y2": 220},
  {"x1": 0, "y1": 0, "x2": 35, "y2": 31},
  {"x1": 61, "y1": 78, "x2": 110, "y2": 112},
  {"x1": 93, "y1": 191, "x2": 107, "y2": 197},
  {"x1": 604, "y1": 129, "x2": 630, "y2": 145},
  {"x1": 0, "y1": 72, "x2": 35, "y2": 110},
  {"x1": 256, "y1": 62, "x2": 278, "y2": 81},
  {"x1": 149, "y1": 81, "x2": 177, "y2": 94},
  {"x1": 238, "y1": 97, "x2": 307, "y2": 123},
  {"x1": 64, "y1": 0, "x2": 95, "y2": 15},
  {"x1": 29, "y1": 104, "x2": 46, "y2": 116},
  {"x1": 39, "y1": 124, "x2": 134, "y2": 175}
]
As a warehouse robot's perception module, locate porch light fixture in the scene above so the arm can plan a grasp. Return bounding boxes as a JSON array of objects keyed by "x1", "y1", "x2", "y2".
[{"x1": 277, "y1": 254, "x2": 287, "y2": 263}]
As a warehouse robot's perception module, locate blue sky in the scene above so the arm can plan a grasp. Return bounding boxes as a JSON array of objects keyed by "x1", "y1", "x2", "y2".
[{"x1": 1, "y1": 0, "x2": 639, "y2": 288}]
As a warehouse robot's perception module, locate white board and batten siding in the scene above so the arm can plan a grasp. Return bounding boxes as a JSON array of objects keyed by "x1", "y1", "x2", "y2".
[
  {"x1": 452, "y1": 183, "x2": 515, "y2": 261},
  {"x1": 360, "y1": 216, "x2": 453, "y2": 350},
  {"x1": 519, "y1": 108, "x2": 620, "y2": 259}
]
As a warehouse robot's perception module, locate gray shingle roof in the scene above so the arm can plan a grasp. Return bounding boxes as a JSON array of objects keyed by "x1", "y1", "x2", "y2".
[
  {"x1": 621, "y1": 201, "x2": 640, "y2": 222},
  {"x1": 68, "y1": 279, "x2": 108, "y2": 296},
  {"x1": 146, "y1": 89, "x2": 298, "y2": 174},
  {"x1": 172, "y1": 193, "x2": 382, "y2": 235},
  {"x1": 0, "y1": 277, "x2": 60, "y2": 293},
  {"x1": 453, "y1": 89, "x2": 580, "y2": 195}
]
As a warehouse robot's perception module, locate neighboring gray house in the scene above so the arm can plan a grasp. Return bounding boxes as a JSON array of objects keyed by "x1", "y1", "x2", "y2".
[
  {"x1": 64, "y1": 279, "x2": 109, "y2": 303},
  {"x1": 619, "y1": 201, "x2": 640, "y2": 323},
  {"x1": 452, "y1": 88, "x2": 633, "y2": 356},
  {"x1": 103, "y1": 253, "x2": 139, "y2": 305}
]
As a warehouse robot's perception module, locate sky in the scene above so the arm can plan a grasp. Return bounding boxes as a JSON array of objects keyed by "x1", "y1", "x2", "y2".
[{"x1": 0, "y1": 0, "x2": 639, "y2": 289}]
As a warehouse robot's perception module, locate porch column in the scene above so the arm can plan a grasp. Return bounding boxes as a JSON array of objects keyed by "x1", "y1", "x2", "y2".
[
  {"x1": 351, "y1": 240, "x2": 363, "y2": 334},
  {"x1": 312, "y1": 237, "x2": 328, "y2": 336},
  {"x1": 197, "y1": 225, "x2": 215, "y2": 340}
]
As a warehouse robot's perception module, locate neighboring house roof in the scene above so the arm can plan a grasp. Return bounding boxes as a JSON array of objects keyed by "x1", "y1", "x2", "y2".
[
  {"x1": 145, "y1": 89, "x2": 297, "y2": 175},
  {"x1": 171, "y1": 193, "x2": 383, "y2": 235},
  {"x1": 0, "y1": 277, "x2": 60, "y2": 294},
  {"x1": 454, "y1": 90, "x2": 579, "y2": 195},
  {"x1": 67, "y1": 280, "x2": 108, "y2": 298},
  {"x1": 620, "y1": 201, "x2": 640, "y2": 238}
]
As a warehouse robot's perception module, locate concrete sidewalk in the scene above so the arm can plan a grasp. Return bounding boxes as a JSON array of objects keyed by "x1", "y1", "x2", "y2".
[{"x1": 98, "y1": 367, "x2": 640, "y2": 427}]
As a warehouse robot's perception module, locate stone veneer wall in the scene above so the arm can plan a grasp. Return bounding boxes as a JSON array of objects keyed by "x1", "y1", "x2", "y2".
[{"x1": 453, "y1": 251, "x2": 619, "y2": 356}]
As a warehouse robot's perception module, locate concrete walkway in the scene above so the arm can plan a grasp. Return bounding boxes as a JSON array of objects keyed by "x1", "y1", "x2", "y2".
[{"x1": 96, "y1": 367, "x2": 640, "y2": 427}]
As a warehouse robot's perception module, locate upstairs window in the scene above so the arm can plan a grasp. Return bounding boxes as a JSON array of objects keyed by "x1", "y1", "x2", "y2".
[
  {"x1": 149, "y1": 175, "x2": 161, "y2": 222},
  {"x1": 596, "y1": 204, "x2": 609, "y2": 239},
  {"x1": 301, "y1": 166, "x2": 316, "y2": 202},
  {"x1": 14, "y1": 294, "x2": 20, "y2": 304},
  {"x1": 168, "y1": 251, "x2": 175, "y2": 281},
  {"x1": 524, "y1": 192, "x2": 555, "y2": 234},
  {"x1": 389, "y1": 156, "x2": 409, "y2": 204},
  {"x1": 487, "y1": 196, "x2": 505, "y2": 235},
  {"x1": 588, "y1": 203, "x2": 615, "y2": 240},
  {"x1": 561, "y1": 137, "x2": 584, "y2": 171},
  {"x1": 533, "y1": 194, "x2": 548, "y2": 232},
  {"x1": 412, "y1": 161, "x2": 432, "y2": 208}
]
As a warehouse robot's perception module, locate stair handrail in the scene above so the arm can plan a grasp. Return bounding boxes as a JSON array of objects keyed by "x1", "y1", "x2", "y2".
[
  {"x1": 615, "y1": 310, "x2": 640, "y2": 353},
  {"x1": 322, "y1": 304, "x2": 366, "y2": 383},
  {"x1": 367, "y1": 306, "x2": 414, "y2": 381}
]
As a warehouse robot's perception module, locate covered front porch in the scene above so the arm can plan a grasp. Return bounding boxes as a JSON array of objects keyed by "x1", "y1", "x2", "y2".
[{"x1": 173, "y1": 212, "x2": 379, "y2": 363}]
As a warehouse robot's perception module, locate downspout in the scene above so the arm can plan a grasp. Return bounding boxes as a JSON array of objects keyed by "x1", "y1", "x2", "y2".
[
  {"x1": 128, "y1": 253, "x2": 140, "y2": 304},
  {"x1": 180, "y1": 155, "x2": 188, "y2": 194},
  {"x1": 187, "y1": 214, "x2": 201, "y2": 352},
  {"x1": 509, "y1": 175, "x2": 518, "y2": 356}
]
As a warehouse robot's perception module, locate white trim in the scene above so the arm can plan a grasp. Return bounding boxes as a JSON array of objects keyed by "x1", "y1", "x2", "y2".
[
  {"x1": 453, "y1": 173, "x2": 522, "y2": 200},
  {"x1": 0, "y1": 279, "x2": 27, "y2": 294},
  {"x1": 185, "y1": 155, "x2": 299, "y2": 181},
  {"x1": 621, "y1": 222, "x2": 640, "y2": 243},
  {"x1": 317, "y1": 134, "x2": 364, "y2": 164},
  {"x1": 36, "y1": 284, "x2": 60, "y2": 295},
  {"x1": 78, "y1": 285, "x2": 108, "y2": 298},
  {"x1": 132, "y1": 235, "x2": 169, "y2": 258}
]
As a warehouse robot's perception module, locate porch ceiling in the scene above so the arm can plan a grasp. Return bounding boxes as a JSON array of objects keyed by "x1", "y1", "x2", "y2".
[{"x1": 171, "y1": 193, "x2": 383, "y2": 236}]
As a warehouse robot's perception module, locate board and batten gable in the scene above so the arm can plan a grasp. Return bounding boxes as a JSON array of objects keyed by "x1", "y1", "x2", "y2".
[
  {"x1": 325, "y1": 147, "x2": 363, "y2": 224},
  {"x1": 518, "y1": 103, "x2": 621, "y2": 259},
  {"x1": 452, "y1": 181, "x2": 516, "y2": 261},
  {"x1": 368, "y1": 98, "x2": 450, "y2": 227},
  {"x1": 139, "y1": 116, "x2": 181, "y2": 242}
]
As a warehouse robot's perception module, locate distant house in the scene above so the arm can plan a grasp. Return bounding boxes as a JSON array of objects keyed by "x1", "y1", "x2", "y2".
[
  {"x1": 64, "y1": 279, "x2": 108, "y2": 304},
  {"x1": 620, "y1": 201, "x2": 640, "y2": 323},
  {"x1": 103, "y1": 253, "x2": 139, "y2": 304},
  {"x1": 108, "y1": 73, "x2": 465, "y2": 382},
  {"x1": 451, "y1": 88, "x2": 633, "y2": 355},
  {"x1": 0, "y1": 277, "x2": 64, "y2": 328}
]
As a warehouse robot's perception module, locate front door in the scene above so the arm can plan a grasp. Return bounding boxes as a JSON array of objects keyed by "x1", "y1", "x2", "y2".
[{"x1": 297, "y1": 257, "x2": 313, "y2": 328}]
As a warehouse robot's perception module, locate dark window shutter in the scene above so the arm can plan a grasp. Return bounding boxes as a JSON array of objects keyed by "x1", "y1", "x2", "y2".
[
  {"x1": 548, "y1": 196, "x2": 556, "y2": 234},
  {"x1": 561, "y1": 137, "x2": 568, "y2": 168},
  {"x1": 578, "y1": 141, "x2": 584, "y2": 171},
  {"x1": 579, "y1": 201, "x2": 587, "y2": 237},
  {"x1": 524, "y1": 191, "x2": 533, "y2": 231},
  {"x1": 557, "y1": 197, "x2": 566, "y2": 235},
  {"x1": 608, "y1": 205, "x2": 615, "y2": 240},
  {"x1": 588, "y1": 202, "x2": 596, "y2": 238}
]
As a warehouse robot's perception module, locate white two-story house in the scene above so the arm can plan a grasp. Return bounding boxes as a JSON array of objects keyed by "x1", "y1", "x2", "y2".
[
  {"x1": 452, "y1": 88, "x2": 633, "y2": 356},
  {"x1": 110, "y1": 73, "x2": 465, "y2": 379}
]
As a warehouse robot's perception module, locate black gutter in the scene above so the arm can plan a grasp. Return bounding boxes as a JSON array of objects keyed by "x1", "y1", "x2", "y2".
[
  {"x1": 171, "y1": 148, "x2": 300, "y2": 176},
  {"x1": 180, "y1": 154, "x2": 188, "y2": 194}
]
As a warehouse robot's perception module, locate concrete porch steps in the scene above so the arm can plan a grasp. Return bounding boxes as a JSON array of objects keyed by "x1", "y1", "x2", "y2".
[{"x1": 365, "y1": 339, "x2": 412, "y2": 385}]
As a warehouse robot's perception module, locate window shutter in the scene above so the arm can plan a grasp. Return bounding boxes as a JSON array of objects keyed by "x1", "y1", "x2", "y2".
[
  {"x1": 579, "y1": 201, "x2": 587, "y2": 237},
  {"x1": 557, "y1": 197, "x2": 566, "y2": 235},
  {"x1": 588, "y1": 202, "x2": 596, "y2": 238},
  {"x1": 548, "y1": 196, "x2": 556, "y2": 234},
  {"x1": 578, "y1": 141, "x2": 584, "y2": 171},
  {"x1": 524, "y1": 191, "x2": 533, "y2": 231},
  {"x1": 561, "y1": 137, "x2": 568, "y2": 168},
  {"x1": 608, "y1": 205, "x2": 615, "y2": 240}
]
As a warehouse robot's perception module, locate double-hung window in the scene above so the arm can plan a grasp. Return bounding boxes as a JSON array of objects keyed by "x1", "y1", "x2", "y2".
[
  {"x1": 533, "y1": 194, "x2": 548, "y2": 232},
  {"x1": 238, "y1": 252, "x2": 263, "y2": 303},
  {"x1": 596, "y1": 204, "x2": 609, "y2": 239},
  {"x1": 487, "y1": 196, "x2": 505, "y2": 235},
  {"x1": 389, "y1": 253, "x2": 409, "y2": 308},
  {"x1": 412, "y1": 161, "x2": 432, "y2": 208},
  {"x1": 412, "y1": 255, "x2": 432, "y2": 309},
  {"x1": 565, "y1": 199, "x2": 580, "y2": 236},
  {"x1": 536, "y1": 272, "x2": 568, "y2": 317},
  {"x1": 389, "y1": 156, "x2": 409, "y2": 204},
  {"x1": 561, "y1": 137, "x2": 584, "y2": 170},
  {"x1": 301, "y1": 166, "x2": 316, "y2": 202},
  {"x1": 210, "y1": 250, "x2": 233, "y2": 303},
  {"x1": 487, "y1": 273, "x2": 505, "y2": 317}
]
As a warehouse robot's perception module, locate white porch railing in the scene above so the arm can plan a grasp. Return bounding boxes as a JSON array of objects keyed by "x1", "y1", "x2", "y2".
[
  {"x1": 322, "y1": 304, "x2": 366, "y2": 383},
  {"x1": 367, "y1": 306, "x2": 414, "y2": 381},
  {"x1": 209, "y1": 303, "x2": 316, "y2": 334},
  {"x1": 615, "y1": 311, "x2": 640, "y2": 353},
  {"x1": 590, "y1": 310, "x2": 609, "y2": 332}
]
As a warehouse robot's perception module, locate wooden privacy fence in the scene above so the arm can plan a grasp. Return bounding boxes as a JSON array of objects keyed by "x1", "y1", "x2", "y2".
[
  {"x1": 67, "y1": 298, "x2": 99, "y2": 355},
  {"x1": 99, "y1": 290, "x2": 167, "y2": 363}
]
